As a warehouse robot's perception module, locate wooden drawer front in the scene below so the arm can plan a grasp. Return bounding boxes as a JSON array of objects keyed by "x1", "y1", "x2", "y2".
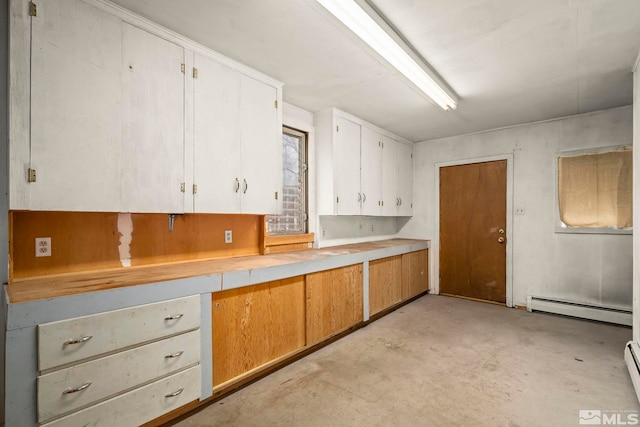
[
  {"x1": 39, "y1": 295, "x2": 200, "y2": 371},
  {"x1": 37, "y1": 329, "x2": 200, "y2": 423},
  {"x1": 41, "y1": 365, "x2": 201, "y2": 427}
]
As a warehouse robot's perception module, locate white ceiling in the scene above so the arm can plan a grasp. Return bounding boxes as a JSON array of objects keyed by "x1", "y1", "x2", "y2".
[{"x1": 110, "y1": 0, "x2": 640, "y2": 142}]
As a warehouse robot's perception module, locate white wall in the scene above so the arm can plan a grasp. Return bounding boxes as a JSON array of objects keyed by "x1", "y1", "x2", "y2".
[
  {"x1": 633, "y1": 54, "x2": 640, "y2": 342},
  {"x1": 401, "y1": 106, "x2": 633, "y2": 309}
]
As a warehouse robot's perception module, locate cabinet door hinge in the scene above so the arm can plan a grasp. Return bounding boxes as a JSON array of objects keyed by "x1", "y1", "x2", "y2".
[
  {"x1": 29, "y1": 2, "x2": 37, "y2": 17},
  {"x1": 274, "y1": 100, "x2": 278, "y2": 109},
  {"x1": 302, "y1": 163, "x2": 308, "y2": 172},
  {"x1": 336, "y1": 196, "x2": 339, "y2": 204},
  {"x1": 193, "y1": 68, "x2": 198, "y2": 78},
  {"x1": 411, "y1": 153, "x2": 413, "y2": 159},
  {"x1": 336, "y1": 125, "x2": 339, "y2": 132},
  {"x1": 27, "y1": 168, "x2": 36, "y2": 183},
  {"x1": 303, "y1": 212, "x2": 308, "y2": 221},
  {"x1": 275, "y1": 191, "x2": 278, "y2": 200},
  {"x1": 180, "y1": 64, "x2": 186, "y2": 74},
  {"x1": 180, "y1": 183, "x2": 186, "y2": 193},
  {"x1": 193, "y1": 184, "x2": 198, "y2": 194}
]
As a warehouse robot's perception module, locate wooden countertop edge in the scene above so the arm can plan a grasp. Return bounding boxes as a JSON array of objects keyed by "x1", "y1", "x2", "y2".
[{"x1": 6, "y1": 238, "x2": 429, "y2": 304}]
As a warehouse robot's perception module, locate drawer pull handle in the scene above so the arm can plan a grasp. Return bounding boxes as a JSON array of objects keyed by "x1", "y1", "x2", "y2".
[
  {"x1": 164, "y1": 314, "x2": 184, "y2": 321},
  {"x1": 165, "y1": 388, "x2": 184, "y2": 398},
  {"x1": 64, "y1": 335, "x2": 92, "y2": 346},
  {"x1": 63, "y1": 382, "x2": 91, "y2": 395},
  {"x1": 165, "y1": 351, "x2": 184, "y2": 359}
]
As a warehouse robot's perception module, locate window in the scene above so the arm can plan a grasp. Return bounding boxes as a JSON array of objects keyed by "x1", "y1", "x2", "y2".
[
  {"x1": 557, "y1": 147, "x2": 632, "y2": 231},
  {"x1": 267, "y1": 126, "x2": 308, "y2": 235}
]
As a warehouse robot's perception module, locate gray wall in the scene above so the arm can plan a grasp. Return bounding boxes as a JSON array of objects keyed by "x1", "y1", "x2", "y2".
[{"x1": 401, "y1": 106, "x2": 633, "y2": 309}]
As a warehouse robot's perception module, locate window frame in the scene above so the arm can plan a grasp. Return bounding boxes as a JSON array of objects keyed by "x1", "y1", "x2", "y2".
[{"x1": 554, "y1": 145, "x2": 632, "y2": 235}]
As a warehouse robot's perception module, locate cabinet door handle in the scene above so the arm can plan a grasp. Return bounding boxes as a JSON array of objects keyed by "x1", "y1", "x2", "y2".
[
  {"x1": 165, "y1": 351, "x2": 184, "y2": 359},
  {"x1": 362, "y1": 193, "x2": 366, "y2": 203},
  {"x1": 64, "y1": 335, "x2": 92, "y2": 346},
  {"x1": 243, "y1": 179, "x2": 248, "y2": 194},
  {"x1": 234, "y1": 178, "x2": 240, "y2": 193},
  {"x1": 399, "y1": 198, "x2": 402, "y2": 206},
  {"x1": 396, "y1": 198, "x2": 400, "y2": 206},
  {"x1": 164, "y1": 314, "x2": 184, "y2": 321},
  {"x1": 165, "y1": 388, "x2": 184, "y2": 398},
  {"x1": 63, "y1": 382, "x2": 91, "y2": 395},
  {"x1": 357, "y1": 192, "x2": 361, "y2": 202}
]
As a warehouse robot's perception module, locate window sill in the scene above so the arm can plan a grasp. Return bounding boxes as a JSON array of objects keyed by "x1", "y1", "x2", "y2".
[{"x1": 554, "y1": 227, "x2": 632, "y2": 235}]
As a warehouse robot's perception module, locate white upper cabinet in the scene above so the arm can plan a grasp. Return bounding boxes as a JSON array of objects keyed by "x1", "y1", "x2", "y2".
[
  {"x1": 121, "y1": 24, "x2": 186, "y2": 213},
  {"x1": 27, "y1": 0, "x2": 123, "y2": 211},
  {"x1": 239, "y1": 74, "x2": 282, "y2": 215},
  {"x1": 10, "y1": 0, "x2": 283, "y2": 214},
  {"x1": 192, "y1": 53, "x2": 242, "y2": 213},
  {"x1": 360, "y1": 127, "x2": 383, "y2": 216},
  {"x1": 192, "y1": 56, "x2": 282, "y2": 214},
  {"x1": 315, "y1": 108, "x2": 412, "y2": 217},
  {"x1": 382, "y1": 136, "x2": 413, "y2": 216}
]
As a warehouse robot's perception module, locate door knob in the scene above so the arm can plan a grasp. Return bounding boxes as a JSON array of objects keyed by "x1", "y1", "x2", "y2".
[
  {"x1": 498, "y1": 229, "x2": 505, "y2": 234},
  {"x1": 497, "y1": 236, "x2": 505, "y2": 243}
]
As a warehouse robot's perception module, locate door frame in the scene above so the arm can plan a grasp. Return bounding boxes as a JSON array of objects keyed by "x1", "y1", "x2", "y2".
[{"x1": 433, "y1": 154, "x2": 514, "y2": 307}]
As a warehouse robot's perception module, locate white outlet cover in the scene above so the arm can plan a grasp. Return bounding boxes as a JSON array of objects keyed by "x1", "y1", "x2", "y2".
[
  {"x1": 35, "y1": 237, "x2": 51, "y2": 257},
  {"x1": 224, "y1": 230, "x2": 232, "y2": 244}
]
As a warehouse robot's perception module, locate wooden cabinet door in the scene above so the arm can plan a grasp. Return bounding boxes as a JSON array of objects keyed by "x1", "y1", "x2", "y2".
[
  {"x1": 192, "y1": 53, "x2": 241, "y2": 213},
  {"x1": 401, "y1": 249, "x2": 428, "y2": 300},
  {"x1": 360, "y1": 127, "x2": 383, "y2": 215},
  {"x1": 29, "y1": 0, "x2": 123, "y2": 211},
  {"x1": 306, "y1": 264, "x2": 363, "y2": 346},
  {"x1": 212, "y1": 277, "x2": 305, "y2": 386},
  {"x1": 239, "y1": 74, "x2": 282, "y2": 215},
  {"x1": 122, "y1": 23, "x2": 185, "y2": 213},
  {"x1": 333, "y1": 117, "x2": 361, "y2": 215},
  {"x1": 397, "y1": 141, "x2": 413, "y2": 216},
  {"x1": 369, "y1": 256, "x2": 402, "y2": 315}
]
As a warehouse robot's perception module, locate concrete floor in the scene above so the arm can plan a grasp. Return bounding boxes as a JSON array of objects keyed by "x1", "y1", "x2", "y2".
[{"x1": 174, "y1": 295, "x2": 638, "y2": 427}]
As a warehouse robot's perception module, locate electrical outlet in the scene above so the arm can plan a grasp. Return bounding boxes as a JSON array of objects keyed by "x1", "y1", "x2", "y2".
[
  {"x1": 224, "y1": 230, "x2": 232, "y2": 244},
  {"x1": 515, "y1": 207, "x2": 526, "y2": 215},
  {"x1": 35, "y1": 237, "x2": 51, "y2": 257}
]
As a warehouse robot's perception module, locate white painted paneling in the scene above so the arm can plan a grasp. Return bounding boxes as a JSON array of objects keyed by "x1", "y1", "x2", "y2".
[
  {"x1": 334, "y1": 116, "x2": 361, "y2": 215},
  {"x1": 193, "y1": 53, "x2": 241, "y2": 213},
  {"x1": 397, "y1": 141, "x2": 413, "y2": 216},
  {"x1": 360, "y1": 127, "x2": 382, "y2": 216},
  {"x1": 29, "y1": 0, "x2": 122, "y2": 211},
  {"x1": 121, "y1": 23, "x2": 185, "y2": 213},
  {"x1": 239, "y1": 74, "x2": 281, "y2": 214},
  {"x1": 382, "y1": 136, "x2": 399, "y2": 216},
  {"x1": 404, "y1": 106, "x2": 633, "y2": 308}
]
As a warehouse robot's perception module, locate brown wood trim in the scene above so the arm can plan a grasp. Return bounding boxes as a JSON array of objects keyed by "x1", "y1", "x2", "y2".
[
  {"x1": 155, "y1": 291, "x2": 430, "y2": 426},
  {"x1": 8, "y1": 211, "x2": 14, "y2": 283},
  {"x1": 262, "y1": 232, "x2": 315, "y2": 255}
]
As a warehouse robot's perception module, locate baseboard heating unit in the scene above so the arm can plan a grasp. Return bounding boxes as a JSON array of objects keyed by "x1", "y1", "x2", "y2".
[
  {"x1": 527, "y1": 296, "x2": 632, "y2": 326},
  {"x1": 625, "y1": 342, "x2": 640, "y2": 403}
]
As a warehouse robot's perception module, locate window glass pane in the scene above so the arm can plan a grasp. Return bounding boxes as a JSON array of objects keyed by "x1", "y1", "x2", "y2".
[
  {"x1": 558, "y1": 148, "x2": 632, "y2": 229},
  {"x1": 268, "y1": 128, "x2": 307, "y2": 234}
]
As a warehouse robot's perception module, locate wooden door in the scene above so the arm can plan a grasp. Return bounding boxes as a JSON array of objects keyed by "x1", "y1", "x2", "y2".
[{"x1": 440, "y1": 160, "x2": 507, "y2": 303}]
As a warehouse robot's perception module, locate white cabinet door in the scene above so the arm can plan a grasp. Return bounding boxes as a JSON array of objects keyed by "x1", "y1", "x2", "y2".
[
  {"x1": 122, "y1": 23, "x2": 185, "y2": 213},
  {"x1": 360, "y1": 127, "x2": 382, "y2": 216},
  {"x1": 382, "y1": 136, "x2": 400, "y2": 216},
  {"x1": 29, "y1": 0, "x2": 122, "y2": 211},
  {"x1": 239, "y1": 74, "x2": 282, "y2": 214},
  {"x1": 397, "y1": 141, "x2": 413, "y2": 216},
  {"x1": 333, "y1": 117, "x2": 361, "y2": 215},
  {"x1": 193, "y1": 53, "x2": 241, "y2": 213}
]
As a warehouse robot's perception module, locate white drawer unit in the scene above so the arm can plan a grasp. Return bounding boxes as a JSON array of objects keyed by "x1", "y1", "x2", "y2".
[
  {"x1": 37, "y1": 295, "x2": 202, "y2": 426},
  {"x1": 38, "y1": 295, "x2": 200, "y2": 371},
  {"x1": 41, "y1": 365, "x2": 201, "y2": 427},
  {"x1": 37, "y1": 329, "x2": 200, "y2": 423}
]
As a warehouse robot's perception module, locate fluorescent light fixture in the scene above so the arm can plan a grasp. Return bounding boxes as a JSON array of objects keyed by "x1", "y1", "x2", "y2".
[{"x1": 317, "y1": 0, "x2": 457, "y2": 111}]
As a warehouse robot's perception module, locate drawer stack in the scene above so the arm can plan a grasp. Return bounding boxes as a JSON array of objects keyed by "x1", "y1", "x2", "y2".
[{"x1": 37, "y1": 296, "x2": 202, "y2": 426}]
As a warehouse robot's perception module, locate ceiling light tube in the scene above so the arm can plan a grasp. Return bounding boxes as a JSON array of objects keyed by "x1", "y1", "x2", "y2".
[{"x1": 317, "y1": 0, "x2": 457, "y2": 110}]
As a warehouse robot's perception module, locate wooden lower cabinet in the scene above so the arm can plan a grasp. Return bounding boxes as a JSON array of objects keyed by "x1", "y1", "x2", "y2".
[
  {"x1": 369, "y1": 256, "x2": 402, "y2": 315},
  {"x1": 212, "y1": 276, "x2": 305, "y2": 386},
  {"x1": 402, "y1": 249, "x2": 429, "y2": 300},
  {"x1": 305, "y1": 264, "x2": 363, "y2": 346}
]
